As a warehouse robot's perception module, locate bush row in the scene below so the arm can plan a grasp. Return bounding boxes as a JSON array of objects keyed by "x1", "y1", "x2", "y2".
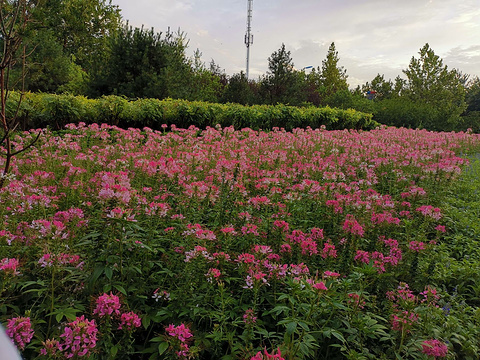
[{"x1": 6, "y1": 92, "x2": 378, "y2": 131}]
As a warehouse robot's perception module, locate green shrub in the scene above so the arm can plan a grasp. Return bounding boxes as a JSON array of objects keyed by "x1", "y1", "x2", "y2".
[{"x1": 6, "y1": 92, "x2": 377, "y2": 131}]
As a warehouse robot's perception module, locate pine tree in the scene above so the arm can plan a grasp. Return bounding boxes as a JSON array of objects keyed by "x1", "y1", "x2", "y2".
[
  {"x1": 319, "y1": 42, "x2": 349, "y2": 98},
  {"x1": 261, "y1": 43, "x2": 298, "y2": 104}
]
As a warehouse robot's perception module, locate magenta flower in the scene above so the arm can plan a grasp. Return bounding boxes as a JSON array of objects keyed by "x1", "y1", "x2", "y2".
[
  {"x1": 206, "y1": 268, "x2": 222, "y2": 283},
  {"x1": 251, "y1": 347, "x2": 285, "y2": 360},
  {"x1": 118, "y1": 311, "x2": 141, "y2": 331},
  {"x1": 93, "y1": 292, "x2": 121, "y2": 317},
  {"x1": 408, "y1": 241, "x2": 426, "y2": 252},
  {"x1": 312, "y1": 281, "x2": 328, "y2": 291},
  {"x1": 421, "y1": 339, "x2": 448, "y2": 358},
  {"x1": 343, "y1": 215, "x2": 364, "y2": 237},
  {"x1": 58, "y1": 315, "x2": 98, "y2": 358},
  {"x1": 243, "y1": 309, "x2": 257, "y2": 325},
  {"x1": 166, "y1": 323, "x2": 193, "y2": 343},
  {"x1": 6, "y1": 316, "x2": 34, "y2": 350},
  {"x1": 0, "y1": 258, "x2": 20, "y2": 276}
]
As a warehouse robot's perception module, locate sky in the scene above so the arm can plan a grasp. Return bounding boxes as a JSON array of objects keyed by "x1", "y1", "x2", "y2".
[{"x1": 110, "y1": 0, "x2": 480, "y2": 88}]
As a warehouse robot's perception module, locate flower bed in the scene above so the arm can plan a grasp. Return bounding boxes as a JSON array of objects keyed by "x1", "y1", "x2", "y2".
[{"x1": 1, "y1": 124, "x2": 480, "y2": 359}]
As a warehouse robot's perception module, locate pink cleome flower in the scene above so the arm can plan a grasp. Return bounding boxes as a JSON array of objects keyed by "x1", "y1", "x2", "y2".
[
  {"x1": 166, "y1": 323, "x2": 193, "y2": 343},
  {"x1": 118, "y1": 311, "x2": 141, "y2": 331},
  {"x1": 421, "y1": 339, "x2": 448, "y2": 358},
  {"x1": 0, "y1": 258, "x2": 20, "y2": 276},
  {"x1": 58, "y1": 315, "x2": 98, "y2": 358},
  {"x1": 243, "y1": 309, "x2": 257, "y2": 325},
  {"x1": 93, "y1": 292, "x2": 121, "y2": 317},
  {"x1": 251, "y1": 347, "x2": 285, "y2": 360},
  {"x1": 343, "y1": 214, "x2": 365, "y2": 237},
  {"x1": 6, "y1": 316, "x2": 34, "y2": 350}
]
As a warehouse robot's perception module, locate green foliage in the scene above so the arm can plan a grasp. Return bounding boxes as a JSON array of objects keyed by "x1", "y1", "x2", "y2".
[
  {"x1": 222, "y1": 72, "x2": 258, "y2": 105},
  {"x1": 90, "y1": 24, "x2": 169, "y2": 99},
  {"x1": 261, "y1": 44, "x2": 304, "y2": 105},
  {"x1": 319, "y1": 42, "x2": 349, "y2": 101},
  {"x1": 402, "y1": 43, "x2": 467, "y2": 131},
  {"x1": 373, "y1": 98, "x2": 441, "y2": 129},
  {"x1": 8, "y1": 92, "x2": 377, "y2": 131},
  {"x1": 8, "y1": 0, "x2": 121, "y2": 94}
]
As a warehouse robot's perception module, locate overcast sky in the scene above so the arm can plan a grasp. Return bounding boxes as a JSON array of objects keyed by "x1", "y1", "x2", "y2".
[{"x1": 110, "y1": 0, "x2": 480, "y2": 87}]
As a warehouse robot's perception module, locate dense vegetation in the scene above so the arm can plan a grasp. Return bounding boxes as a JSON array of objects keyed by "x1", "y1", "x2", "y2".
[
  {"x1": 1, "y1": 125, "x2": 480, "y2": 359},
  {"x1": 0, "y1": 0, "x2": 478, "y2": 132},
  {"x1": 2, "y1": 2, "x2": 480, "y2": 359}
]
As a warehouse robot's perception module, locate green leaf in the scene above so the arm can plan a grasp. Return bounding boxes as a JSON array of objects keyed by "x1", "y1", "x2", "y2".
[
  {"x1": 114, "y1": 284, "x2": 127, "y2": 295},
  {"x1": 158, "y1": 342, "x2": 169, "y2": 355},
  {"x1": 55, "y1": 311, "x2": 64, "y2": 323},
  {"x1": 110, "y1": 345, "x2": 118, "y2": 357},
  {"x1": 331, "y1": 330, "x2": 346, "y2": 343},
  {"x1": 91, "y1": 266, "x2": 104, "y2": 283},
  {"x1": 286, "y1": 321, "x2": 297, "y2": 335},
  {"x1": 105, "y1": 267, "x2": 113, "y2": 280},
  {"x1": 298, "y1": 321, "x2": 310, "y2": 331}
]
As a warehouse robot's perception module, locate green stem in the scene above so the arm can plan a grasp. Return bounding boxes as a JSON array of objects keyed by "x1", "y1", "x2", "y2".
[
  {"x1": 47, "y1": 267, "x2": 55, "y2": 336},
  {"x1": 291, "y1": 292, "x2": 320, "y2": 358}
]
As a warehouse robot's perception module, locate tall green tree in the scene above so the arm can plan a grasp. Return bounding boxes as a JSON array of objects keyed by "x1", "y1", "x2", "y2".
[
  {"x1": 461, "y1": 76, "x2": 480, "y2": 132},
  {"x1": 183, "y1": 50, "x2": 225, "y2": 103},
  {"x1": 222, "y1": 71, "x2": 258, "y2": 105},
  {"x1": 403, "y1": 43, "x2": 466, "y2": 130},
  {"x1": 9, "y1": 0, "x2": 121, "y2": 94},
  {"x1": 465, "y1": 76, "x2": 480, "y2": 112},
  {"x1": 261, "y1": 43, "x2": 302, "y2": 105},
  {"x1": 319, "y1": 42, "x2": 349, "y2": 102},
  {"x1": 161, "y1": 29, "x2": 195, "y2": 100},
  {"x1": 44, "y1": 0, "x2": 121, "y2": 70},
  {"x1": 90, "y1": 24, "x2": 169, "y2": 98},
  {"x1": 362, "y1": 74, "x2": 394, "y2": 100}
]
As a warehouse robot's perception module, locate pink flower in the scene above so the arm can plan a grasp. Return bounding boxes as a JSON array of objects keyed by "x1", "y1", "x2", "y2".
[
  {"x1": 420, "y1": 285, "x2": 440, "y2": 307},
  {"x1": 321, "y1": 241, "x2": 337, "y2": 259},
  {"x1": 58, "y1": 315, "x2": 98, "y2": 358},
  {"x1": 300, "y1": 238, "x2": 318, "y2": 256},
  {"x1": 408, "y1": 241, "x2": 426, "y2": 252},
  {"x1": 354, "y1": 250, "x2": 370, "y2": 264},
  {"x1": 421, "y1": 339, "x2": 448, "y2": 358},
  {"x1": 343, "y1": 215, "x2": 364, "y2": 237},
  {"x1": 312, "y1": 281, "x2": 328, "y2": 291},
  {"x1": 40, "y1": 338, "x2": 60, "y2": 356},
  {"x1": 0, "y1": 258, "x2": 20, "y2": 276},
  {"x1": 93, "y1": 292, "x2": 121, "y2": 317},
  {"x1": 391, "y1": 310, "x2": 418, "y2": 332},
  {"x1": 280, "y1": 243, "x2": 292, "y2": 253},
  {"x1": 166, "y1": 323, "x2": 193, "y2": 343},
  {"x1": 323, "y1": 271, "x2": 340, "y2": 278},
  {"x1": 6, "y1": 317, "x2": 34, "y2": 350},
  {"x1": 251, "y1": 347, "x2": 285, "y2": 360},
  {"x1": 165, "y1": 323, "x2": 193, "y2": 359},
  {"x1": 348, "y1": 293, "x2": 366, "y2": 309},
  {"x1": 435, "y1": 225, "x2": 446, "y2": 233},
  {"x1": 206, "y1": 268, "x2": 222, "y2": 283},
  {"x1": 243, "y1": 309, "x2": 257, "y2": 325},
  {"x1": 118, "y1": 311, "x2": 141, "y2": 331}
]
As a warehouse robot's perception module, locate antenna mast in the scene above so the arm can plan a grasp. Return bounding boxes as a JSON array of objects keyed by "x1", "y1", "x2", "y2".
[{"x1": 245, "y1": 0, "x2": 253, "y2": 78}]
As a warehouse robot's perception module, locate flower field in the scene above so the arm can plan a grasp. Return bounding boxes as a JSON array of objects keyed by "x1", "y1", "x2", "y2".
[{"x1": 1, "y1": 123, "x2": 480, "y2": 359}]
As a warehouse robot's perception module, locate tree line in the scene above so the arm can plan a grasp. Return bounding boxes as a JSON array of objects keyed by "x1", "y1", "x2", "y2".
[{"x1": 2, "y1": 0, "x2": 479, "y2": 132}]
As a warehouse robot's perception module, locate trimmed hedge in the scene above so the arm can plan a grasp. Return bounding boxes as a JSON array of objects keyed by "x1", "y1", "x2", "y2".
[{"x1": 7, "y1": 92, "x2": 378, "y2": 131}]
